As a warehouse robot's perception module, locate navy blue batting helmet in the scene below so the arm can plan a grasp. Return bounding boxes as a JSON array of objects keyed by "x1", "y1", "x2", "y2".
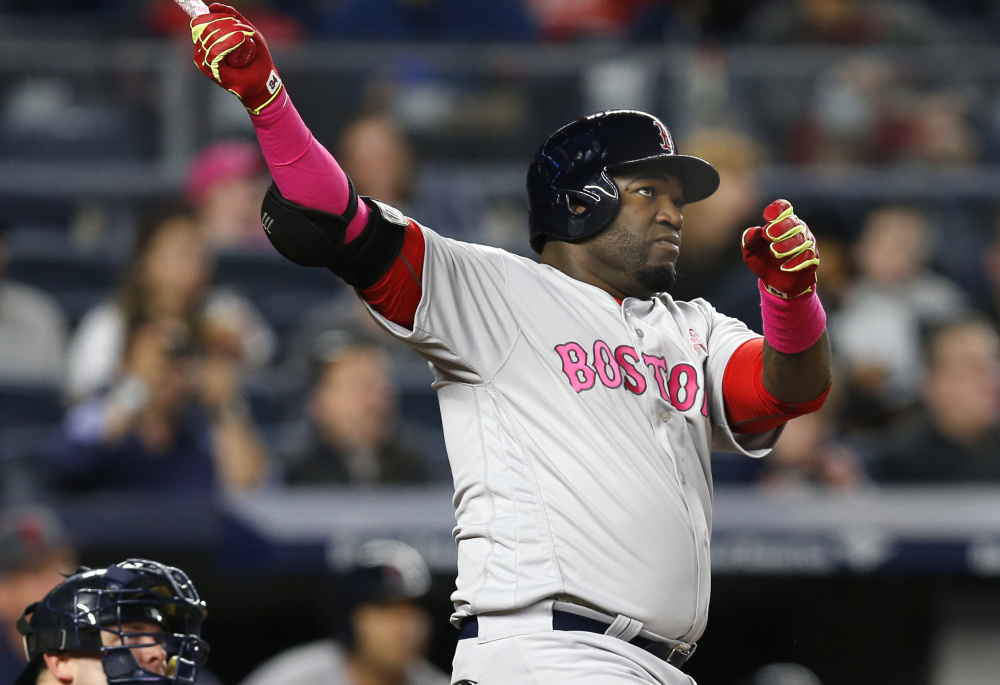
[
  {"x1": 14, "y1": 558, "x2": 208, "y2": 685},
  {"x1": 526, "y1": 109, "x2": 720, "y2": 253}
]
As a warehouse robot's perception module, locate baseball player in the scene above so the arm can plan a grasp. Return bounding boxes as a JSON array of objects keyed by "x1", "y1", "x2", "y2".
[
  {"x1": 12, "y1": 558, "x2": 208, "y2": 685},
  {"x1": 188, "y1": 6, "x2": 832, "y2": 684},
  {"x1": 240, "y1": 539, "x2": 447, "y2": 685}
]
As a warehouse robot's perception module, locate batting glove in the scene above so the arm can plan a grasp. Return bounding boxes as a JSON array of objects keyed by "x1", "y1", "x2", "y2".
[
  {"x1": 741, "y1": 199, "x2": 820, "y2": 299},
  {"x1": 191, "y1": 3, "x2": 282, "y2": 115}
]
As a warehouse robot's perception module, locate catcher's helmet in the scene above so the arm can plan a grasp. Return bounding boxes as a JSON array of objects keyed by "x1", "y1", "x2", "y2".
[
  {"x1": 14, "y1": 558, "x2": 208, "y2": 685},
  {"x1": 526, "y1": 109, "x2": 720, "y2": 253}
]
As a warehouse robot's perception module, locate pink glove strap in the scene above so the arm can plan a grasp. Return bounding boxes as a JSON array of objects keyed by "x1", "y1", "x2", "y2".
[
  {"x1": 252, "y1": 91, "x2": 369, "y2": 241},
  {"x1": 758, "y1": 280, "x2": 826, "y2": 354}
]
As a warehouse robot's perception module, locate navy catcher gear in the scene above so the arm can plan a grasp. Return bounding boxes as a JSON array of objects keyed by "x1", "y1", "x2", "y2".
[
  {"x1": 526, "y1": 109, "x2": 720, "y2": 253},
  {"x1": 14, "y1": 558, "x2": 208, "y2": 685}
]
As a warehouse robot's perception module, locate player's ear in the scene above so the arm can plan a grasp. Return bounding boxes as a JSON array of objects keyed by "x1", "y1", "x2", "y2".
[{"x1": 42, "y1": 652, "x2": 76, "y2": 683}]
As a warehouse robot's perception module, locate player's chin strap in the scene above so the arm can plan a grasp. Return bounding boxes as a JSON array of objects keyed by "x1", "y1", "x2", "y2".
[{"x1": 260, "y1": 182, "x2": 407, "y2": 288}]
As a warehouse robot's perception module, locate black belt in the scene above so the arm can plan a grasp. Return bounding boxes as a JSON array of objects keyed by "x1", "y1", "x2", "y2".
[{"x1": 457, "y1": 609, "x2": 695, "y2": 669}]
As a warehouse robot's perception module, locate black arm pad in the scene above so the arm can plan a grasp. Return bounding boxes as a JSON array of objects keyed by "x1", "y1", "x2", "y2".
[
  {"x1": 332, "y1": 197, "x2": 408, "y2": 289},
  {"x1": 258, "y1": 182, "x2": 409, "y2": 289},
  {"x1": 259, "y1": 181, "x2": 358, "y2": 268}
]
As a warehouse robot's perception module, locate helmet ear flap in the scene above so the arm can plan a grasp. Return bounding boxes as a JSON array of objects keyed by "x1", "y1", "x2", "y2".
[
  {"x1": 559, "y1": 176, "x2": 619, "y2": 243},
  {"x1": 563, "y1": 188, "x2": 598, "y2": 215}
]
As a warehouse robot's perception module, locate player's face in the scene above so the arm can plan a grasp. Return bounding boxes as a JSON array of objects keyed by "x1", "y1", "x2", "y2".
[
  {"x1": 580, "y1": 170, "x2": 685, "y2": 299},
  {"x1": 351, "y1": 600, "x2": 430, "y2": 675},
  {"x1": 48, "y1": 622, "x2": 168, "y2": 685},
  {"x1": 101, "y1": 621, "x2": 170, "y2": 676}
]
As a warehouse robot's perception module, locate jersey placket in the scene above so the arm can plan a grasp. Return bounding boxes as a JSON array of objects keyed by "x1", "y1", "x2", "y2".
[{"x1": 622, "y1": 299, "x2": 706, "y2": 640}]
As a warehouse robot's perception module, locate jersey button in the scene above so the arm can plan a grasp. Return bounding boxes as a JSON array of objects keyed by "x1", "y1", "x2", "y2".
[
  {"x1": 636, "y1": 329, "x2": 645, "y2": 338},
  {"x1": 660, "y1": 411, "x2": 670, "y2": 422}
]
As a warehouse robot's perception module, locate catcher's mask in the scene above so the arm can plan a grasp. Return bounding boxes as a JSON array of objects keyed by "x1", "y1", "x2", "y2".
[{"x1": 14, "y1": 558, "x2": 208, "y2": 685}]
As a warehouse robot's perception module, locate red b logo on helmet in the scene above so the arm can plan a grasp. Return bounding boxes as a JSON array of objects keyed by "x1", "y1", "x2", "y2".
[{"x1": 654, "y1": 120, "x2": 673, "y2": 152}]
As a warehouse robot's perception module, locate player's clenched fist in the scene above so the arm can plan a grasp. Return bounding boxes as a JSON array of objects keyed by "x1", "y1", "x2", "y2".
[
  {"x1": 741, "y1": 199, "x2": 820, "y2": 299},
  {"x1": 191, "y1": 3, "x2": 282, "y2": 115}
]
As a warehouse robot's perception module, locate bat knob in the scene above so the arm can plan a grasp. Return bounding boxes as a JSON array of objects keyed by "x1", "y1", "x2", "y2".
[{"x1": 225, "y1": 36, "x2": 257, "y2": 68}]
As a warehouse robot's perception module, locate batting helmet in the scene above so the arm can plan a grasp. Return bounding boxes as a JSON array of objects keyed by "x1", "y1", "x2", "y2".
[
  {"x1": 526, "y1": 109, "x2": 720, "y2": 253},
  {"x1": 14, "y1": 558, "x2": 208, "y2": 685}
]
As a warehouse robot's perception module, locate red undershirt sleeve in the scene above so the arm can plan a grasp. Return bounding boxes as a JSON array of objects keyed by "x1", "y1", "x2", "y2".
[
  {"x1": 723, "y1": 338, "x2": 830, "y2": 434},
  {"x1": 357, "y1": 221, "x2": 425, "y2": 329}
]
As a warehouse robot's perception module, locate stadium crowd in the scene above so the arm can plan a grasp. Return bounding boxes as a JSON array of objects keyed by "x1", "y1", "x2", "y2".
[{"x1": 1, "y1": 0, "x2": 1000, "y2": 497}]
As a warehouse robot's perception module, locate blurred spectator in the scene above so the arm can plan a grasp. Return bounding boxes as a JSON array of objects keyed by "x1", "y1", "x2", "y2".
[
  {"x1": 0, "y1": 506, "x2": 78, "y2": 685},
  {"x1": 184, "y1": 139, "x2": 274, "y2": 252},
  {"x1": 975, "y1": 207, "x2": 1000, "y2": 321},
  {"x1": 279, "y1": 286, "x2": 430, "y2": 394},
  {"x1": 0, "y1": 224, "x2": 69, "y2": 385},
  {"x1": 743, "y1": 0, "x2": 951, "y2": 45},
  {"x1": 897, "y1": 91, "x2": 980, "y2": 168},
  {"x1": 784, "y1": 55, "x2": 898, "y2": 167},
  {"x1": 668, "y1": 126, "x2": 770, "y2": 331},
  {"x1": 277, "y1": 328, "x2": 432, "y2": 486},
  {"x1": 337, "y1": 110, "x2": 415, "y2": 213},
  {"x1": 830, "y1": 203, "x2": 970, "y2": 431},
  {"x1": 525, "y1": 0, "x2": 655, "y2": 41},
  {"x1": 785, "y1": 55, "x2": 979, "y2": 168},
  {"x1": 240, "y1": 539, "x2": 446, "y2": 685},
  {"x1": 50, "y1": 314, "x2": 270, "y2": 494},
  {"x1": 314, "y1": 0, "x2": 538, "y2": 41},
  {"x1": 869, "y1": 315, "x2": 1000, "y2": 483},
  {"x1": 64, "y1": 202, "x2": 275, "y2": 404},
  {"x1": 332, "y1": 109, "x2": 470, "y2": 240}
]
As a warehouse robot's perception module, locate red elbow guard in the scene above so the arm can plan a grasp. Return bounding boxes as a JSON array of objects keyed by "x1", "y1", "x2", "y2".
[{"x1": 723, "y1": 338, "x2": 830, "y2": 434}]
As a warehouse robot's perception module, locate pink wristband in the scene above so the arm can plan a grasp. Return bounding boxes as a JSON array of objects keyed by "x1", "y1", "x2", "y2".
[{"x1": 758, "y1": 280, "x2": 826, "y2": 354}]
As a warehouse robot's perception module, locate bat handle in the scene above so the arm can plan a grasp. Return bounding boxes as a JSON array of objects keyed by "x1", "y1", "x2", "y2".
[{"x1": 180, "y1": 0, "x2": 258, "y2": 68}]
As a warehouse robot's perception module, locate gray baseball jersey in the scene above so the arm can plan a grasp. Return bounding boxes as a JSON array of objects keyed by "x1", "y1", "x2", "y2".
[{"x1": 366, "y1": 220, "x2": 781, "y2": 644}]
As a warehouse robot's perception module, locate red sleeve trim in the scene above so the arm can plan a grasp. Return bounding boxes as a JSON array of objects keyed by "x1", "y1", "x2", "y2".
[
  {"x1": 358, "y1": 221, "x2": 425, "y2": 329},
  {"x1": 722, "y1": 338, "x2": 830, "y2": 434}
]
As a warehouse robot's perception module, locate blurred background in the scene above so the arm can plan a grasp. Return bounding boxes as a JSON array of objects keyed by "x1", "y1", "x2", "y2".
[{"x1": 2, "y1": 1, "x2": 1000, "y2": 684}]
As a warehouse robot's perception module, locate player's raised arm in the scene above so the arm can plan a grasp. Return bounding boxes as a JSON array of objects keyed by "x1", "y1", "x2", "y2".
[
  {"x1": 720, "y1": 200, "x2": 832, "y2": 436},
  {"x1": 742, "y1": 199, "x2": 832, "y2": 402},
  {"x1": 189, "y1": 4, "x2": 424, "y2": 327}
]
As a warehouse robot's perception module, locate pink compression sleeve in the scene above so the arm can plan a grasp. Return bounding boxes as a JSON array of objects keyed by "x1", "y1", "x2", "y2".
[{"x1": 251, "y1": 91, "x2": 369, "y2": 241}]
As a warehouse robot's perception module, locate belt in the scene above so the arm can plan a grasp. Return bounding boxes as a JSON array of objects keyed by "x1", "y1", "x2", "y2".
[{"x1": 457, "y1": 608, "x2": 696, "y2": 669}]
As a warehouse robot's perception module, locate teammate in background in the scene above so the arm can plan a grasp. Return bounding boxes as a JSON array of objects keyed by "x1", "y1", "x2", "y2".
[
  {"x1": 188, "y1": 6, "x2": 831, "y2": 683},
  {"x1": 0, "y1": 506, "x2": 79, "y2": 685},
  {"x1": 11, "y1": 558, "x2": 209, "y2": 685},
  {"x1": 240, "y1": 539, "x2": 447, "y2": 685}
]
